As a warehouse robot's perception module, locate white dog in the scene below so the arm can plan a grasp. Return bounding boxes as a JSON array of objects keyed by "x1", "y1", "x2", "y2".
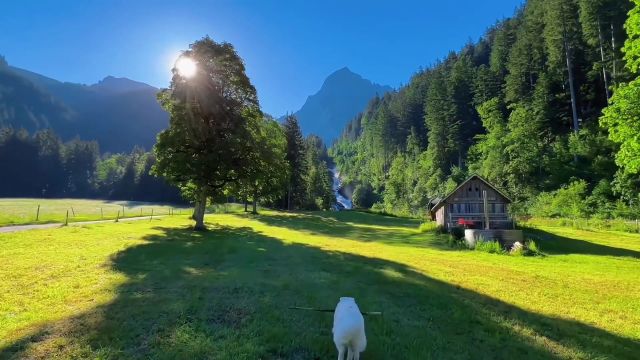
[{"x1": 333, "y1": 297, "x2": 367, "y2": 360}]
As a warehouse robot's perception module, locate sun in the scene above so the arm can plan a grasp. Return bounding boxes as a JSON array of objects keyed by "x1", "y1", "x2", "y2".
[{"x1": 175, "y1": 56, "x2": 197, "y2": 78}]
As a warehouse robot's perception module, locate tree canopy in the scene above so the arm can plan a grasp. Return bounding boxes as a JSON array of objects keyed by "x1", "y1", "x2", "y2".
[{"x1": 153, "y1": 37, "x2": 263, "y2": 230}]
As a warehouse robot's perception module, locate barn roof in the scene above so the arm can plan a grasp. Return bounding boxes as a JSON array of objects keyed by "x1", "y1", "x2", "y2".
[{"x1": 429, "y1": 175, "x2": 512, "y2": 213}]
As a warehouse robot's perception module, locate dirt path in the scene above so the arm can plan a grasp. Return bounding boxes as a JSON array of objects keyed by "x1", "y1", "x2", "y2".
[{"x1": 0, "y1": 216, "x2": 166, "y2": 234}]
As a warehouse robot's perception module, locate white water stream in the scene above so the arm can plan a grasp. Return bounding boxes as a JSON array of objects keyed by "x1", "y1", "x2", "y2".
[{"x1": 330, "y1": 167, "x2": 352, "y2": 210}]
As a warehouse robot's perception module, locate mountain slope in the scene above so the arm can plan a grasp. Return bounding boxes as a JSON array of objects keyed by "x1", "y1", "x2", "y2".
[
  {"x1": 0, "y1": 66, "x2": 75, "y2": 135},
  {"x1": 287, "y1": 67, "x2": 392, "y2": 144},
  {"x1": 0, "y1": 62, "x2": 168, "y2": 152}
]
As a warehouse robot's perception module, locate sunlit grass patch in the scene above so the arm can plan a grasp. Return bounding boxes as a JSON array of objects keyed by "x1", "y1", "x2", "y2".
[
  {"x1": 0, "y1": 210, "x2": 639, "y2": 359},
  {"x1": 0, "y1": 198, "x2": 190, "y2": 226}
]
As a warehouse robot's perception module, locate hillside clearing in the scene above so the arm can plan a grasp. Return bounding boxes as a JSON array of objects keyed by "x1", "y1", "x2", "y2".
[{"x1": 0, "y1": 211, "x2": 639, "y2": 359}]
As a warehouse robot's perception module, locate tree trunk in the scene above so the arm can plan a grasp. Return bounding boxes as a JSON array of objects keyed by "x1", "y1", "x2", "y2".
[
  {"x1": 598, "y1": 18, "x2": 611, "y2": 102},
  {"x1": 193, "y1": 188, "x2": 207, "y2": 231},
  {"x1": 562, "y1": 16, "x2": 579, "y2": 134},
  {"x1": 244, "y1": 196, "x2": 248, "y2": 212},
  {"x1": 611, "y1": 22, "x2": 617, "y2": 84},
  {"x1": 252, "y1": 192, "x2": 258, "y2": 214}
]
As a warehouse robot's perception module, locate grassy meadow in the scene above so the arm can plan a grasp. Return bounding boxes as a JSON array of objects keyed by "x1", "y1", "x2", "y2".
[
  {"x1": 0, "y1": 198, "x2": 190, "y2": 226},
  {"x1": 0, "y1": 210, "x2": 639, "y2": 359}
]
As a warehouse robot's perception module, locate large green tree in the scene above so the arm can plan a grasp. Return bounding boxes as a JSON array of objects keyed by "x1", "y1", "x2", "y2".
[
  {"x1": 601, "y1": 0, "x2": 640, "y2": 175},
  {"x1": 153, "y1": 37, "x2": 260, "y2": 230},
  {"x1": 232, "y1": 116, "x2": 289, "y2": 213}
]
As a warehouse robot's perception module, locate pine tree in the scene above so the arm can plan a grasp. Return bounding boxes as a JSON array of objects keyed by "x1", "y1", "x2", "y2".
[
  {"x1": 468, "y1": 98, "x2": 508, "y2": 186},
  {"x1": 283, "y1": 115, "x2": 308, "y2": 210},
  {"x1": 423, "y1": 70, "x2": 457, "y2": 192}
]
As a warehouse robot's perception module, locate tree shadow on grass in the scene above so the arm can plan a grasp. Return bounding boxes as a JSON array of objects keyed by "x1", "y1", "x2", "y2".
[
  {"x1": 249, "y1": 212, "x2": 449, "y2": 250},
  {"x1": 2, "y1": 223, "x2": 639, "y2": 359},
  {"x1": 524, "y1": 227, "x2": 640, "y2": 259},
  {"x1": 320, "y1": 210, "x2": 423, "y2": 228}
]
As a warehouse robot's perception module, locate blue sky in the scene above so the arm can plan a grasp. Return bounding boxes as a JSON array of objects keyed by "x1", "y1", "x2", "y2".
[{"x1": 0, "y1": 0, "x2": 523, "y2": 116}]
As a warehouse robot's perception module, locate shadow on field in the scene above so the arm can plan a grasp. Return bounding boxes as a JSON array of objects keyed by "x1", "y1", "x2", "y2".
[
  {"x1": 250, "y1": 212, "x2": 444, "y2": 249},
  {"x1": 525, "y1": 228, "x2": 640, "y2": 259},
  {"x1": 2, "y1": 223, "x2": 639, "y2": 359},
  {"x1": 320, "y1": 210, "x2": 423, "y2": 228}
]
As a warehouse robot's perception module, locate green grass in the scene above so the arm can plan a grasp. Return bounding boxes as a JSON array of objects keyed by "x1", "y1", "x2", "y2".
[
  {"x1": 1, "y1": 210, "x2": 639, "y2": 359},
  {"x1": 522, "y1": 217, "x2": 640, "y2": 234},
  {"x1": 0, "y1": 198, "x2": 190, "y2": 226}
]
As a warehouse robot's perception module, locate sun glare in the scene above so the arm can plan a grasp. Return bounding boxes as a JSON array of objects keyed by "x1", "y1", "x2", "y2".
[{"x1": 175, "y1": 56, "x2": 197, "y2": 78}]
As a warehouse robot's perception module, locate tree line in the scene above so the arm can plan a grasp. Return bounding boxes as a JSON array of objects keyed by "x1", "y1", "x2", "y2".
[
  {"x1": 0, "y1": 127, "x2": 183, "y2": 202},
  {"x1": 331, "y1": 0, "x2": 640, "y2": 219},
  {"x1": 1, "y1": 38, "x2": 335, "y2": 222}
]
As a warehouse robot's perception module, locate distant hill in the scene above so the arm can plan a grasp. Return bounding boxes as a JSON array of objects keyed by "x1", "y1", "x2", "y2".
[
  {"x1": 284, "y1": 67, "x2": 392, "y2": 144},
  {"x1": 0, "y1": 65, "x2": 75, "y2": 135},
  {"x1": 0, "y1": 60, "x2": 168, "y2": 152}
]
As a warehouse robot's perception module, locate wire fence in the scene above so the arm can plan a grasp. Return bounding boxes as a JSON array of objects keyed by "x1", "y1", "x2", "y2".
[{"x1": 0, "y1": 199, "x2": 191, "y2": 226}]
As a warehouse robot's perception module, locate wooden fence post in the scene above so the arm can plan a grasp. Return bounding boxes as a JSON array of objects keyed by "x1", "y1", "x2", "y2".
[
  {"x1": 122, "y1": 205, "x2": 125, "y2": 216},
  {"x1": 116, "y1": 210, "x2": 120, "y2": 223},
  {"x1": 70, "y1": 206, "x2": 76, "y2": 217},
  {"x1": 150, "y1": 208, "x2": 154, "y2": 221},
  {"x1": 36, "y1": 204, "x2": 40, "y2": 221},
  {"x1": 64, "y1": 210, "x2": 69, "y2": 226}
]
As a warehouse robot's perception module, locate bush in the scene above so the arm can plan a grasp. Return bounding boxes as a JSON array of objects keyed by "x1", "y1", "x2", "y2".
[
  {"x1": 526, "y1": 240, "x2": 542, "y2": 256},
  {"x1": 418, "y1": 221, "x2": 437, "y2": 233},
  {"x1": 352, "y1": 183, "x2": 378, "y2": 208},
  {"x1": 370, "y1": 202, "x2": 386, "y2": 214},
  {"x1": 449, "y1": 226, "x2": 464, "y2": 240},
  {"x1": 475, "y1": 239, "x2": 504, "y2": 254},
  {"x1": 530, "y1": 180, "x2": 590, "y2": 218},
  {"x1": 447, "y1": 234, "x2": 467, "y2": 249}
]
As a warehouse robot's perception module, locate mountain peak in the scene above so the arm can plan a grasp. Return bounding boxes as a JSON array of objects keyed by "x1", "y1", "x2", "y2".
[
  {"x1": 90, "y1": 76, "x2": 155, "y2": 94},
  {"x1": 286, "y1": 68, "x2": 392, "y2": 144},
  {"x1": 324, "y1": 67, "x2": 361, "y2": 84},
  {"x1": 333, "y1": 66, "x2": 353, "y2": 74}
]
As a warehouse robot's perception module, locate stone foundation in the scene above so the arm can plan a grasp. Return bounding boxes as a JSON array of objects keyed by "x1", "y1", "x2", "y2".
[{"x1": 464, "y1": 229, "x2": 524, "y2": 248}]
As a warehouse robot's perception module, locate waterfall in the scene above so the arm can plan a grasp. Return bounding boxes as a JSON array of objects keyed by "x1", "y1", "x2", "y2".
[{"x1": 330, "y1": 167, "x2": 352, "y2": 210}]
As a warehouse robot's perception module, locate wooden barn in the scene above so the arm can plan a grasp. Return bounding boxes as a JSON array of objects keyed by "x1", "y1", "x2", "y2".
[{"x1": 430, "y1": 175, "x2": 513, "y2": 230}]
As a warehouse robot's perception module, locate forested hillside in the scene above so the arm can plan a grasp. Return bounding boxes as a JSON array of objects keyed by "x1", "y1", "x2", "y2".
[
  {"x1": 0, "y1": 58, "x2": 168, "y2": 153},
  {"x1": 0, "y1": 59, "x2": 75, "y2": 134},
  {"x1": 331, "y1": 0, "x2": 637, "y2": 218}
]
